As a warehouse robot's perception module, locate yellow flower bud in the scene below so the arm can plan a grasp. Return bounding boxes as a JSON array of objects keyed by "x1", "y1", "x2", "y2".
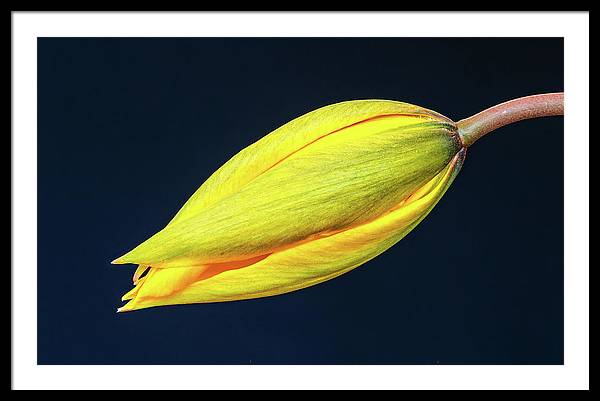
[{"x1": 113, "y1": 100, "x2": 466, "y2": 311}]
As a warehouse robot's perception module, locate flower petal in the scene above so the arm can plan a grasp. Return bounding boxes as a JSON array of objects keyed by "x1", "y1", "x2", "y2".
[
  {"x1": 115, "y1": 115, "x2": 460, "y2": 268},
  {"x1": 168, "y1": 100, "x2": 455, "y2": 225},
  {"x1": 118, "y1": 149, "x2": 465, "y2": 312},
  {"x1": 132, "y1": 264, "x2": 149, "y2": 285}
]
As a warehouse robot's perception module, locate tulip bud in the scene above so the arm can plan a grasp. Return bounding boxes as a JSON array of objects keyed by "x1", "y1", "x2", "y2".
[{"x1": 113, "y1": 100, "x2": 466, "y2": 311}]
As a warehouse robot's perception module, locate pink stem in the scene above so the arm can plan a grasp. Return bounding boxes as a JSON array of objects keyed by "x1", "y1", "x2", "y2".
[{"x1": 456, "y1": 93, "x2": 564, "y2": 147}]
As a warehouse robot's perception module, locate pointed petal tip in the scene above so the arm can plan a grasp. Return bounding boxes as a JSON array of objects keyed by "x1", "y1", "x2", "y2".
[
  {"x1": 121, "y1": 287, "x2": 138, "y2": 301},
  {"x1": 132, "y1": 264, "x2": 150, "y2": 284}
]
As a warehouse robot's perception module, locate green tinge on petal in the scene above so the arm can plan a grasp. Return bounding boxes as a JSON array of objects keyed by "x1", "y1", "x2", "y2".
[
  {"x1": 118, "y1": 149, "x2": 465, "y2": 312},
  {"x1": 168, "y1": 100, "x2": 455, "y2": 226},
  {"x1": 116, "y1": 111, "x2": 461, "y2": 268}
]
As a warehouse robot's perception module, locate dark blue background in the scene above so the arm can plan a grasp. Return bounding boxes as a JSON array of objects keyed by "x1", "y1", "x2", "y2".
[{"x1": 38, "y1": 38, "x2": 563, "y2": 364}]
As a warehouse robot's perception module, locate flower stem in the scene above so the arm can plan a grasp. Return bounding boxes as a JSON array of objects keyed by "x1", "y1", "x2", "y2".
[{"x1": 456, "y1": 93, "x2": 564, "y2": 147}]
